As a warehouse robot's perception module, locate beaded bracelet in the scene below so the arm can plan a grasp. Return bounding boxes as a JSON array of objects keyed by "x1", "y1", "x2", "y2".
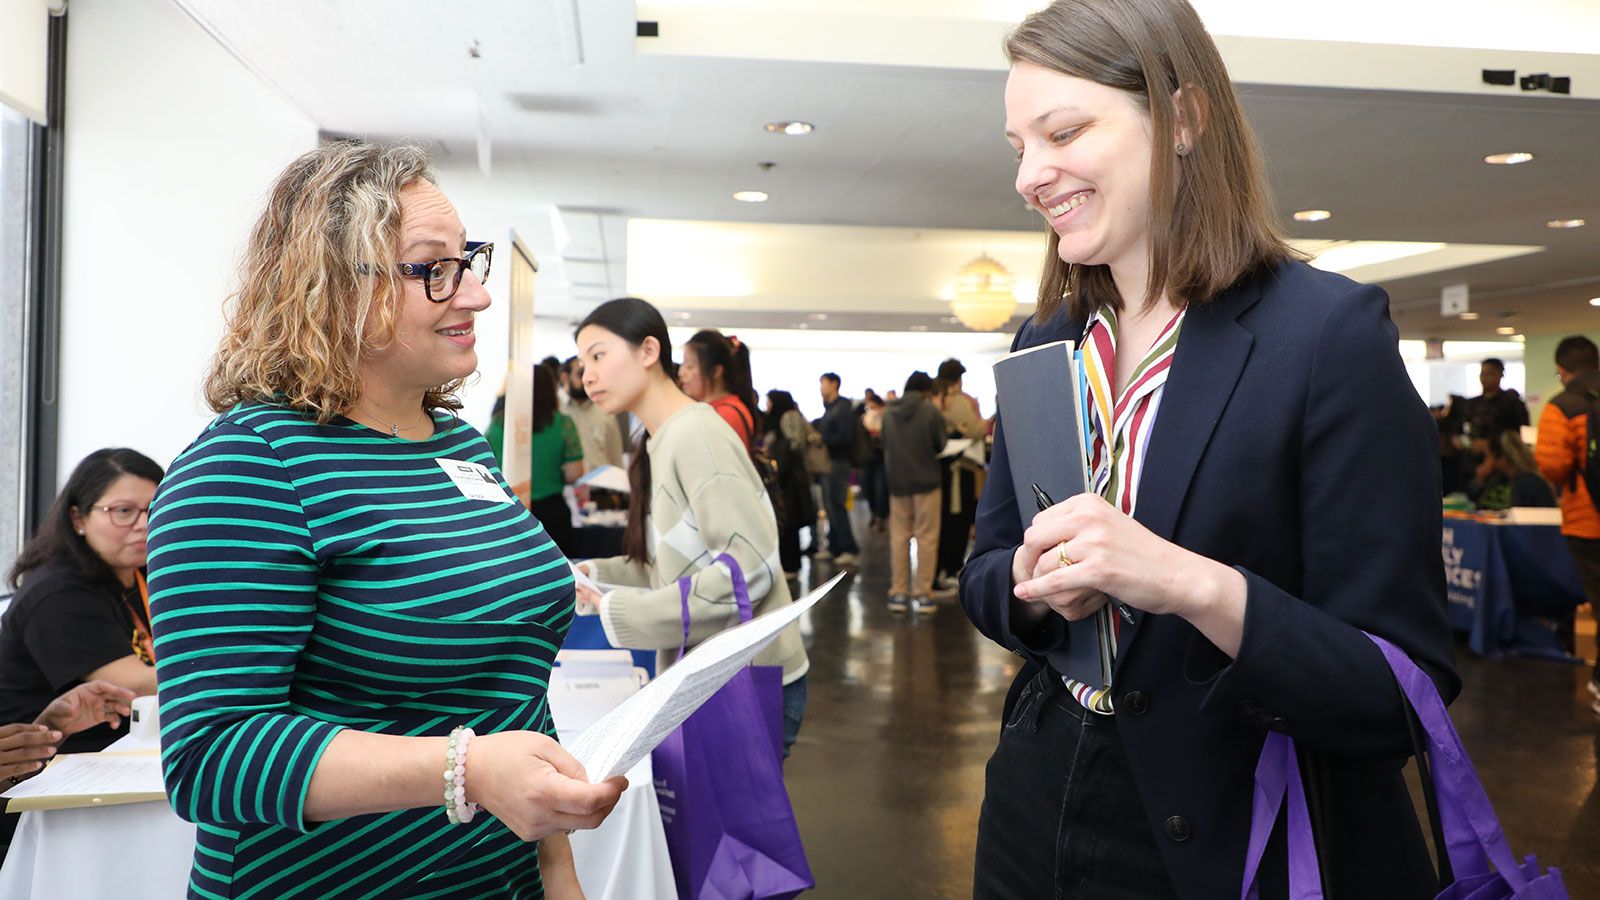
[{"x1": 443, "y1": 726, "x2": 481, "y2": 825}]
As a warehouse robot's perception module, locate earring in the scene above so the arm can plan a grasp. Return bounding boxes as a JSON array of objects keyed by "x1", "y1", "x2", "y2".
[{"x1": 1176, "y1": 143, "x2": 1189, "y2": 156}]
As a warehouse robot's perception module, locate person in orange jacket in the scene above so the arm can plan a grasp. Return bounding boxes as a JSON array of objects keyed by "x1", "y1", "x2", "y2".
[{"x1": 1533, "y1": 334, "x2": 1600, "y2": 711}]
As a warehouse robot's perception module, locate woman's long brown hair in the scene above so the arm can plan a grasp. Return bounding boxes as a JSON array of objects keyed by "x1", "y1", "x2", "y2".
[{"x1": 1006, "y1": 0, "x2": 1297, "y2": 321}]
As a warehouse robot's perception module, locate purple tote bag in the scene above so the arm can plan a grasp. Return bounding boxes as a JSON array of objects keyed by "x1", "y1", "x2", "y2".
[
  {"x1": 651, "y1": 553, "x2": 813, "y2": 900},
  {"x1": 1242, "y1": 633, "x2": 1568, "y2": 900}
]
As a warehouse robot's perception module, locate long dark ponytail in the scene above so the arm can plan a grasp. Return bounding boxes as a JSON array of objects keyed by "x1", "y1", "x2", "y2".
[
  {"x1": 9, "y1": 448, "x2": 166, "y2": 590},
  {"x1": 685, "y1": 330, "x2": 763, "y2": 434},
  {"x1": 575, "y1": 298, "x2": 674, "y2": 566}
]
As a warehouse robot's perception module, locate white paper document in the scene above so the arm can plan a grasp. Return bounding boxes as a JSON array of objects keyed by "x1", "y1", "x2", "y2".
[
  {"x1": 567, "y1": 573, "x2": 845, "y2": 781},
  {"x1": 939, "y1": 438, "x2": 974, "y2": 459},
  {"x1": 1, "y1": 750, "x2": 166, "y2": 810},
  {"x1": 576, "y1": 465, "x2": 631, "y2": 493}
]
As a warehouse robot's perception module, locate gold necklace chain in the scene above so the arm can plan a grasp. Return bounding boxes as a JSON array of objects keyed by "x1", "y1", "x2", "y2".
[{"x1": 352, "y1": 404, "x2": 432, "y2": 437}]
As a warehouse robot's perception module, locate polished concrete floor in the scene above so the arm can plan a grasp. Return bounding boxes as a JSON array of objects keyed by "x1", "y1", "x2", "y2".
[{"x1": 783, "y1": 511, "x2": 1600, "y2": 899}]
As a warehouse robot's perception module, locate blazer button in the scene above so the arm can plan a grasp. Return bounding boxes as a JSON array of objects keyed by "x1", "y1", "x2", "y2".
[
  {"x1": 1267, "y1": 716, "x2": 1289, "y2": 733},
  {"x1": 1164, "y1": 815, "x2": 1192, "y2": 842},
  {"x1": 1123, "y1": 691, "x2": 1150, "y2": 716}
]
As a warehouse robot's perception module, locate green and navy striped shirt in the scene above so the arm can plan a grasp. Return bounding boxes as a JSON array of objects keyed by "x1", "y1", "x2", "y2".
[{"x1": 147, "y1": 401, "x2": 574, "y2": 899}]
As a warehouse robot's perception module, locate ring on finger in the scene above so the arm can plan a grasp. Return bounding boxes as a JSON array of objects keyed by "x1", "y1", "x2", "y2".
[{"x1": 1056, "y1": 542, "x2": 1073, "y2": 568}]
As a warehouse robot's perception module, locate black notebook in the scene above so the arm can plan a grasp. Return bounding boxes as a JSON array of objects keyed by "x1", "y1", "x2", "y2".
[{"x1": 992, "y1": 340, "x2": 1111, "y2": 689}]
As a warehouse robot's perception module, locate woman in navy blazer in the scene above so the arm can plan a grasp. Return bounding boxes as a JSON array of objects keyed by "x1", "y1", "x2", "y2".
[{"x1": 967, "y1": 1, "x2": 1458, "y2": 898}]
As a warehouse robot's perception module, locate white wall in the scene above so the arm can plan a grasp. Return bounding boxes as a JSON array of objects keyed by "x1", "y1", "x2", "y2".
[
  {"x1": 0, "y1": 0, "x2": 49, "y2": 123},
  {"x1": 57, "y1": 0, "x2": 317, "y2": 478}
]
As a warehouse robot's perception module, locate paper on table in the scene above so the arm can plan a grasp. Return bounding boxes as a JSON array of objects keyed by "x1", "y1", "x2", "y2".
[
  {"x1": 576, "y1": 465, "x2": 631, "y2": 493},
  {"x1": 566, "y1": 572, "x2": 845, "y2": 782},
  {"x1": 2, "y1": 750, "x2": 166, "y2": 811}
]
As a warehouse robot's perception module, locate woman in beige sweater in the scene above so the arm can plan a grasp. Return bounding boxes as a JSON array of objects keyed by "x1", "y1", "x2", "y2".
[{"x1": 572, "y1": 298, "x2": 810, "y2": 756}]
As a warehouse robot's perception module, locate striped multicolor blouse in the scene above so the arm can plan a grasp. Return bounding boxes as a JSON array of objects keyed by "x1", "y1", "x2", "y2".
[
  {"x1": 1062, "y1": 304, "x2": 1186, "y2": 714},
  {"x1": 146, "y1": 401, "x2": 574, "y2": 899}
]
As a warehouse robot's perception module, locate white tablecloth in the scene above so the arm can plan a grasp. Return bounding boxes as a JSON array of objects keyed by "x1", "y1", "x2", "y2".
[{"x1": 0, "y1": 748, "x2": 674, "y2": 899}]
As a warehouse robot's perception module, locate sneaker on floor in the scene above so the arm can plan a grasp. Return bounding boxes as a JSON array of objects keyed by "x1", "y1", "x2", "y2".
[
  {"x1": 910, "y1": 596, "x2": 939, "y2": 615},
  {"x1": 887, "y1": 594, "x2": 909, "y2": 613},
  {"x1": 935, "y1": 574, "x2": 960, "y2": 591},
  {"x1": 833, "y1": 553, "x2": 859, "y2": 567},
  {"x1": 1588, "y1": 678, "x2": 1600, "y2": 701},
  {"x1": 928, "y1": 585, "x2": 959, "y2": 601}
]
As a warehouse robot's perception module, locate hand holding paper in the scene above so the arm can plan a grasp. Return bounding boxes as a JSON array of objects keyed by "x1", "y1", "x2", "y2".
[{"x1": 565, "y1": 573, "x2": 844, "y2": 782}]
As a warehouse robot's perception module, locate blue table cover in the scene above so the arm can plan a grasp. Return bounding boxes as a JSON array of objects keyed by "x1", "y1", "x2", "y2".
[{"x1": 1442, "y1": 519, "x2": 1585, "y2": 659}]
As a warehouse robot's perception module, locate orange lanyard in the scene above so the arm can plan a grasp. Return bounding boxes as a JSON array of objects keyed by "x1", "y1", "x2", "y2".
[
  {"x1": 125, "y1": 571, "x2": 156, "y2": 664},
  {"x1": 134, "y1": 570, "x2": 152, "y2": 625}
]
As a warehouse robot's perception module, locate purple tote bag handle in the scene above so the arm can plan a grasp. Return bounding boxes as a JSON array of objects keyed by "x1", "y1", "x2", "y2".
[
  {"x1": 1242, "y1": 633, "x2": 1530, "y2": 899},
  {"x1": 678, "y1": 553, "x2": 757, "y2": 653}
]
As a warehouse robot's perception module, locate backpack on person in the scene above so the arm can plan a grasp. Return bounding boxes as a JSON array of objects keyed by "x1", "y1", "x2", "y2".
[
  {"x1": 1583, "y1": 389, "x2": 1600, "y2": 512},
  {"x1": 848, "y1": 414, "x2": 874, "y2": 468},
  {"x1": 799, "y1": 419, "x2": 831, "y2": 477},
  {"x1": 729, "y1": 403, "x2": 790, "y2": 531}
]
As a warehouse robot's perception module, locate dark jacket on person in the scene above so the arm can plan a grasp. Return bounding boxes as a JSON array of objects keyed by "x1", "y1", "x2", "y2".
[
  {"x1": 961, "y1": 258, "x2": 1459, "y2": 900},
  {"x1": 1465, "y1": 389, "x2": 1529, "y2": 441},
  {"x1": 818, "y1": 396, "x2": 855, "y2": 458},
  {"x1": 882, "y1": 390, "x2": 946, "y2": 496}
]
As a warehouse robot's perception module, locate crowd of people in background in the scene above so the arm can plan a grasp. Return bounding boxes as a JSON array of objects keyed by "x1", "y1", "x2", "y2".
[
  {"x1": 1428, "y1": 343, "x2": 1600, "y2": 712},
  {"x1": 481, "y1": 317, "x2": 1001, "y2": 622}
]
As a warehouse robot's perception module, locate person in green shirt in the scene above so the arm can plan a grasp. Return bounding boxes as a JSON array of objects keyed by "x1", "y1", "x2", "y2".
[
  {"x1": 484, "y1": 390, "x2": 507, "y2": 462},
  {"x1": 524, "y1": 364, "x2": 585, "y2": 555}
]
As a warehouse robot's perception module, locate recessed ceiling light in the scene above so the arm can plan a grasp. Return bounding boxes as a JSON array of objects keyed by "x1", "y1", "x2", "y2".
[
  {"x1": 765, "y1": 121, "x2": 814, "y2": 135},
  {"x1": 1589, "y1": 297, "x2": 1600, "y2": 307},
  {"x1": 808, "y1": 313, "x2": 828, "y2": 321},
  {"x1": 910, "y1": 325, "x2": 929, "y2": 332},
  {"x1": 673, "y1": 311, "x2": 692, "y2": 320},
  {"x1": 796, "y1": 322, "x2": 810, "y2": 330},
  {"x1": 941, "y1": 316, "x2": 960, "y2": 325},
  {"x1": 1459, "y1": 312, "x2": 1480, "y2": 321},
  {"x1": 1484, "y1": 152, "x2": 1534, "y2": 165},
  {"x1": 1495, "y1": 326, "x2": 1518, "y2": 335},
  {"x1": 1293, "y1": 209, "x2": 1332, "y2": 222},
  {"x1": 1547, "y1": 218, "x2": 1586, "y2": 229},
  {"x1": 732, "y1": 190, "x2": 769, "y2": 203}
]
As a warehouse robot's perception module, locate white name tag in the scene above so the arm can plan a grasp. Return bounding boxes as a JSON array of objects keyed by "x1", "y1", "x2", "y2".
[{"x1": 436, "y1": 458, "x2": 514, "y2": 503}]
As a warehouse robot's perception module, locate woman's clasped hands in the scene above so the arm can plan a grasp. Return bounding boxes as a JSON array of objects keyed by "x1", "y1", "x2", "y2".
[{"x1": 1010, "y1": 493, "x2": 1240, "y2": 626}]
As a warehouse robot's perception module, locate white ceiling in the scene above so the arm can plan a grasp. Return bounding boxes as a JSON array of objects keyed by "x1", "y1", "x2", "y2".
[{"x1": 173, "y1": 0, "x2": 1600, "y2": 339}]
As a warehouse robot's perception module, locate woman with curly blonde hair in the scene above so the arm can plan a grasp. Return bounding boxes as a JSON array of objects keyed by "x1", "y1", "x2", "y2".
[{"x1": 146, "y1": 140, "x2": 623, "y2": 899}]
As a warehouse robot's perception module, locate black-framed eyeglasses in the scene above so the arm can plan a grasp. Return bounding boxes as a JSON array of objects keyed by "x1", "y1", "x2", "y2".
[
  {"x1": 88, "y1": 504, "x2": 151, "y2": 527},
  {"x1": 397, "y1": 241, "x2": 493, "y2": 303}
]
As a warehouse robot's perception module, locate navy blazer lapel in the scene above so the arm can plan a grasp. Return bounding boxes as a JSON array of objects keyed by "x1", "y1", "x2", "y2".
[
  {"x1": 1114, "y1": 278, "x2": 1261, "y2": 656},
  {"x1": 1132, "y1": 281, "x2": 1261, "y2": 541}
]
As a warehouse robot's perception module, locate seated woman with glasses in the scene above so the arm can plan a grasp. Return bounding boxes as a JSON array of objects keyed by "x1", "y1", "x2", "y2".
[
  {"x1": 0, "y1": 448, "x2": 162, "y2": 754},
  {"x1": 145, "y1": 140, "x2": 624, "y2": 900}
]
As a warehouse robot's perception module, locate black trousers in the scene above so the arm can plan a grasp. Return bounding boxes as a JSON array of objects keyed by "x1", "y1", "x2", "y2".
[
  {"x1": 974, "y1": 668, "x2": 1177, "y2": 900},
  {"x1": 1563, "y1": 536, "x2": 1600, "y2": 680},
  {"x1": 938, "y1": 463, "x2": 978, "y2": 577}
]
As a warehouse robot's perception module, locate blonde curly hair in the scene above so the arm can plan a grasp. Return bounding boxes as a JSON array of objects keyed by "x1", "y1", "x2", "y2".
[{"x1": 203, "y1": 140, "x2": 461, "y2": 422}]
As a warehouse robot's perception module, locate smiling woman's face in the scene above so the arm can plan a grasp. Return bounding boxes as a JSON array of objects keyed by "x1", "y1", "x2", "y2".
[
  {"x1": 360, "y1": 180, "x2": 490, "y2": 397},
  {"x1": 1005, "y1": 61, "x2": 1157, "y2": 276}
]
